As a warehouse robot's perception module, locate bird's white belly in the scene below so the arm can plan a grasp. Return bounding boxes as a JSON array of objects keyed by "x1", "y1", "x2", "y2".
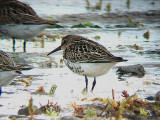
[
  {"x1": 0, "y1": 24, "x2": 48, "y2": 39},
  {"x1": 0, "y1": 71, "x2": 19, "y2": 86},
  {"x1": 64, "y1": 59, "x2": 117, "y2": 77}
]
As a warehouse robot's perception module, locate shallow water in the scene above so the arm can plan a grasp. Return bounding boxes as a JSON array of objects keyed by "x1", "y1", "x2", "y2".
[
  {"x1": 0, "y1": 0, "x2": 160, "y2": 119},
  {"x1": 21, "y1": 0, "x2": 160, "y2": 15}
]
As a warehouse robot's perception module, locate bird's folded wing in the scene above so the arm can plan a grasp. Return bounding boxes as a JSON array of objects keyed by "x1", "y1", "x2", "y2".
[
  {"x1": 0, "y1": 50, "x2": 21, "y2": 72},
  {"x1": 0, "y1": 0, "x2": 56, "y2": 25},
  {"x1": 14, "y1": 13, "x2": 57, "y2": 25},
  {"x1": 64, "y1": 39, "x2": 120, "y2": 63},
  {"x1": 0, "y1": 0, "x2": 37, "y2": 24},
  {"x1": 0, "y1": 50, "x2": 15, "y2": 67}
]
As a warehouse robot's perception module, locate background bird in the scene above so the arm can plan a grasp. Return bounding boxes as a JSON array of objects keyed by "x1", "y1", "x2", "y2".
[
  {"x1": 47, "y1": 35, "x2": 127, "y2": 92},
  {"x1": 0, "y1": 50, "x2": 22, "y2": 95},
  {"x1": 0, "y1": 0, "x2": 57, "y2": 52}
]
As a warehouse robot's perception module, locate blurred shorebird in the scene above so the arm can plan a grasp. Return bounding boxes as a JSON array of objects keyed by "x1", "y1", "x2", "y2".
[
  {"x1": 0, "y1": 50, "x2": 21, "y2": 95},
  {"x1": 47, "y1": 35, "x2": 127, "y2": 92},
  {"x1": 0, "y1": 0, "x2": 57, "y2": 52}
]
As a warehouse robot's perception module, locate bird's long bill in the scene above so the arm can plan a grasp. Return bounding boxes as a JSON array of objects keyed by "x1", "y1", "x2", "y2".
[{"x1": 47, "y1": 45, "x2": 61, "y2": 56}]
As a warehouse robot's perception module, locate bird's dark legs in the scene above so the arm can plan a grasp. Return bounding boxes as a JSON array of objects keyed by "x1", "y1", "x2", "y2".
[
  {"x1": 85, "y1": 75, "x2": 88, "y2": 91},
  {"x1": 91, "y1": 77, "x2": 96, "y2": 92},
  {"x1": 12, "y1": 39, "x2": 26, "y2": 52},
  {"x1": 23, "y1": 40, "x2": 26, "y2": 52},
  {"x1": 12, "y1": 38, "x2": 16, "y2": 52}
]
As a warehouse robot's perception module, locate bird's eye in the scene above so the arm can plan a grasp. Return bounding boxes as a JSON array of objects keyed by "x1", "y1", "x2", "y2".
[{"x1": 62, "y1": 40, "x2": 66, "y2": 45}]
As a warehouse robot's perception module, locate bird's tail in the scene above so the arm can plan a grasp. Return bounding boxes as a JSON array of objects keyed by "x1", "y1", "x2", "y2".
[{"x1": 116, "y1": 57, "x2": 128, "y2": 62}]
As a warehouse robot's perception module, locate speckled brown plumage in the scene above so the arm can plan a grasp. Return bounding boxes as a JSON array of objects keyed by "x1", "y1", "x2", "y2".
[
  {"x1": 0, "y1": 0, "x2": 56, "y2": 25},
  {"x1": 62, "y1": 35, "x2": 123, "y2": 63},
  {"x1": 0, "y1": 50, "x2": 20, "y2": 72}
]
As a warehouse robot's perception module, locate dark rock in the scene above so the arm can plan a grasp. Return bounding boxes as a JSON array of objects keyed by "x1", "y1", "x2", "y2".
[
  {"x1": 31, "y1": 92, "x2": 49, "y2": 95},
  {"x1": 122, "y1": 111, "x2": 137, "y2": 119},
  {"x1": 84, "y1": 103, "x2": 105, "y2": 110},
  {"x1": 90, "y1": 25, "x2": 101, "y2": 28},
  {"x1": 8, "y1": 115, "x2": 29, "y2": 119},
  {"x1": 105, "y1": 25, "x2": 112, "y2": 28},
  {"x1": 145, "y1": 96, "x2": 155, "y2": 101},
  {"x1": 61, "y1": 116, "x2": 80, "y2": 120},
  {"x1": 18, "y1": 106, "x2": 42, "y2": 116},
  {"x1": 144, "y1": 49, "x2": 160, "y2": 55},
  {"x1": 83, "y1": 103, "x2": 107, "y2": 118},
  {"x1": 153, "y1": 82, "x2": 160, "y2": 85},
  {"x1": 71, "y1": 23, "x2": 86, "y2": 28},
  {"x1": 148, "y1": 111, "x2": 157, "y2": 118},
  {"x1": 87, "y1": 118, "x2": 103, "y2": 120},
  {"x1": 145, "y1": 91, "x2": 160, "y2": 106},
  {"x1": 61, "y1": 116, "x2": 104, "y2": 120},
  {"x1": 155, "y1": 91, "x2": 160, "y2": 105},
  {"x1": 115, "y1": 24, "x2": 135, "y2": 28},
  {"x1": 116, "y1": 64, "x2": 145, "y2": 78},
  {"x1": 134, "y1": 110, "x2": 140, "y2": 115}
]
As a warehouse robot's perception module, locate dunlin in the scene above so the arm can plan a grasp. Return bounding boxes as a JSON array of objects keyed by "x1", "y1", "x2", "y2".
[
  {"x1": 0, "y1": 50, "x2": 21, "y2": 95},
  {"x1": 0, "y1": 0, "x2": 57, "y2": 52},
  {"x1": 47, "y1": 35, "x2": 127, "y2": 91}
]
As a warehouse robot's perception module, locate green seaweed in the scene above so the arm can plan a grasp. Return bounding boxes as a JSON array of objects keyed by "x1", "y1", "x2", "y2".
[
  {"x1": 143, "y1": 31, "x2": 150, "y2": 40},
  {"x1": 84, "y1": 22, "x2": 93, "y2": 26},
  {"x1": 49, "y1": 84, "x2": 57, "y2": 95},
  {"x1": 127, "y1": 0, "x2": 130, "y2": 9},
  {"x1": 139, "y1": 108, "x2": 149, "y2": 117},
  {"x1": 106, "y1": 3, "x2": 111, "y2": 12}
]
